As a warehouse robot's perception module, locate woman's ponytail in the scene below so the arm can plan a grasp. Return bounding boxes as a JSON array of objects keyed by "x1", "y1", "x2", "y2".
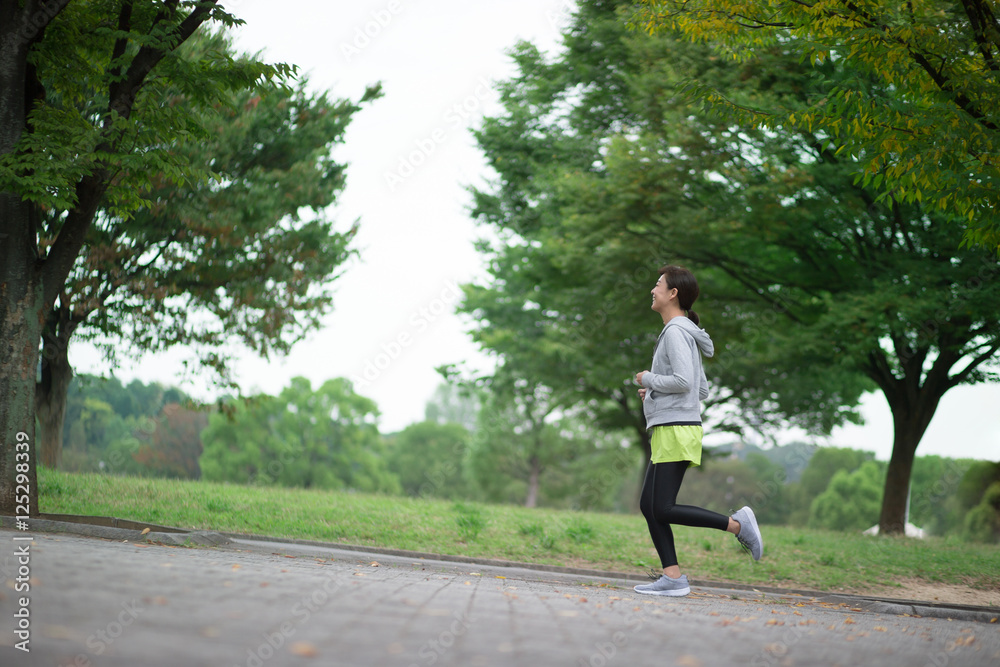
[{"x1": 659, "y1": 265, "x2": 702, "y2": 326}]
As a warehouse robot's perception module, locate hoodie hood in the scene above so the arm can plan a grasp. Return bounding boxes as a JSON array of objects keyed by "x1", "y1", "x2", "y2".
[{"x1": 665, "y1": 316, "x2": 714, "y2": 358}]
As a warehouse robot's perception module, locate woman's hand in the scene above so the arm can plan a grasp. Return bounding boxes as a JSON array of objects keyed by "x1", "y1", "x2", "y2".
[
  {"x1": 635, "y1": 371, "x2": 648, "y2": 385},
  {"x1": 638, "y1": 388, "x2": 647, "y2": 401}
]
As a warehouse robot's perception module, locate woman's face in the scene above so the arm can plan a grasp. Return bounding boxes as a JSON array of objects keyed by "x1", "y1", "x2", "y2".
[{"x1": 651, "y1": 274, "x2": 676, "y2": 311}]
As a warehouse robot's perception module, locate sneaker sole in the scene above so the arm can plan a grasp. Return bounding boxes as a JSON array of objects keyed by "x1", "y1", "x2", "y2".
[
  {"x1": 742, "y1": 507, "x2": 764, "y2": 561},
  {"x1": 635, "y1": 586, "x2": 691, "y2": 597}
]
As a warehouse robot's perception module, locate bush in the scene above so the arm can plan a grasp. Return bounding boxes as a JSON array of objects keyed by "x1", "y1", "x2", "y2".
[{"x1": 962, "y1": 482, "x2": 1000, "y2": 543}]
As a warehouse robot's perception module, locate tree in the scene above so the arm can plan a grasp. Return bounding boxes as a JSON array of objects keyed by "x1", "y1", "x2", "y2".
[
  {"x1": 386, "y1": 421, "x2": 472, "y2": 500},
  {"x1": 465, "y1": 371, "x2": 578, "y2": 508},
  {"x1": 1, "y1": 0, "x2": 291, "y2": 515},
  {"x1": 809, "y1": 460, "x2": 886, "y2": 532},
  {"x1": 786, "y1": 446, "x2": 874, "y2": 525},
  {"x1": 963, "y1": 482, "x2": 1000, "y2": 543},
  {"x1": 424, "y1": 381, "x2": 480, "y2": 432},
  {"x1": 35, "y1": 30, "x2": 378, "y2": 469},
  {"x1": 634, "y1": 0, "x2": 1000, "y2": 250},
  {"x1": 128, "y1": 403, "x2": 207, "y2": 479},
  {"x1": 199, "y1": 377, "x2": 399, "y2": 493},
  {"x1": 907, "y1": 455, "x2": 974, "y2": 533},
  {"x1": 466, "y1": 0, "x2": 1000, "y2": 534},
  {"x1": 463, "y1": 2, "x2": 871, "y2": 469}
]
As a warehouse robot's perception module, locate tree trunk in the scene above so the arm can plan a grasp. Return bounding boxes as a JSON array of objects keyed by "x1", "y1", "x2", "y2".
[
  {"x1": 0, "y1": 4, "x2": 42, "y2": 518},
  {"x1": 36, "y1": 312, "x2": 77, "y2": 468},
  {"x1": 878, "y1": 381, "x2": 943, "y2": 535},
  {"x1": 525, "y1": 455, "x2": 540, "y2": 508}
]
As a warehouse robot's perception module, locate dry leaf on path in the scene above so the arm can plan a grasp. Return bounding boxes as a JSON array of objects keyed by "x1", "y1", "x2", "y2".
[{"x1": 290, "y1": 642, "x2": 318, "y2": 657}]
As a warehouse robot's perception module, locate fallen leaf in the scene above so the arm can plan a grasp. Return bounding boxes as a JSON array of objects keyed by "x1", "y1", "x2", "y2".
[
  {"x1": 496, "y1": 576, "x2": 506, "y2": 579},
  {"x1": 370, "y1": 561, "x2": 380, "y2": 567},
  {"x1": 231, "y1": 564, "x2": 241, "y2": 571},
  {"x1": 844, "y1": 617, "x2": 856, "y2": 625},
  {"x1": 874, "y1": 626, "x2": 887, "y2": 632},
  {"x1": 676, "y1": 655, "x2": 702, "y2": 667},
  {"x1": 141, "y1": 528, "x2": 151, "y2": 535},
  {"x1": 289, "y1": 642, "x2": 318, "y2": 657}
]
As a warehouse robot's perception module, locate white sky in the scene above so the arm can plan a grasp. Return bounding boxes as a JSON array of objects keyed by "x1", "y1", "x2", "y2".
[{"x1": 73, "y1": 0, "x2": 1000, "y2": 463}]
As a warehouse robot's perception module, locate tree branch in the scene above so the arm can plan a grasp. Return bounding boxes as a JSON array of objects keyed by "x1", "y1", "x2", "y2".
[
  {"x1": 947, "y1": 338, "x2": 1000, "y2": 388},
  {"x1": 107, "y1": 0, "x2": 217, "y2": 123},
  {"x1": 43, "y1": 1, "x2": 220, "y2": 308}
]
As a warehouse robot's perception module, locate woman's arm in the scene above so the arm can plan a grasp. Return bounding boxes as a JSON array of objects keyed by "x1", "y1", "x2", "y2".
[{"x1": 639, "y1": 327, "x2": 694, "y2": 394}]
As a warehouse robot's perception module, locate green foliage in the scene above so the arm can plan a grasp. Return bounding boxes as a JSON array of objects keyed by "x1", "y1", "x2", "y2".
[
  {"x1": 1, "y1": 2, "x2": 295, "y2": 217},
  {"x1": 809, "y1": 461, "x2": 886, "y2": 532},
  {"x1": 424, "y1": 382, "x2": 480, "y2": 432},
  {"x1": 66, "y1": 31, "x2": 379, "y2": 381},
  {"x1": 962, "y1": 482, "x2": 1000, "y2": 544},
  {"x1": 786, "y1": 447, "x2": 875, "y2": 526},
  {"x1": 955, "y1": 461, "x2": 1000, "y2": 511},
  {"x1": 199, "y1": 377, "x2": 399, "y2": 494},
  {"x1": 57, "y1": 373, "x2": 201, "y2": 477},
  {"x1": 464, "y1": 0, "x2": 880, "y2": 454},
  {"x1": 463, "y1": 373, "x2": 632, "y2": 509},
  {"x1": 907, "y1": 456, "x2": 975, "y2": 534},
  {"x1": 634, "y1": 0, "x2": 1000, "y2": 251},
  {"x1": 386, "y1": 421, "x2": 472, "y2": 500}
]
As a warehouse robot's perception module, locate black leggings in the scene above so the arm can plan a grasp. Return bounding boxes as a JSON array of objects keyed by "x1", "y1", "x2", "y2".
[{"x1": 639, "y1": 461, "x2": 730, "y2": 569}]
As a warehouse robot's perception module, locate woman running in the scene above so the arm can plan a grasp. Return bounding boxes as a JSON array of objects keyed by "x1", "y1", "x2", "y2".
[{"x1": 633, "y1": 265, "x2": 763, "y2": 597}]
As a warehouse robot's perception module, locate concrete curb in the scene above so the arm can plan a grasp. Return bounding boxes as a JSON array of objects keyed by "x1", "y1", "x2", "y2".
[
  {"x1": 1, "y1": 515, "x2": 231, "y2": 547},
  {"x1": 6, "y1": 514, "x2": 998, "y2": 624}
]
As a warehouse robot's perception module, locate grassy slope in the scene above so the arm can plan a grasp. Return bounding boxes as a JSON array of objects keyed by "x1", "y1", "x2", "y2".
[{"x1": 38, "y1": 469, "x2": 1000, "y2": 594}]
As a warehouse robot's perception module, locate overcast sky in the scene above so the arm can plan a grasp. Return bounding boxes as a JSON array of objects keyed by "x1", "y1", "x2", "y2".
[{"x1": 73, "y1": 0, "x2": 1000, "y2": 463}]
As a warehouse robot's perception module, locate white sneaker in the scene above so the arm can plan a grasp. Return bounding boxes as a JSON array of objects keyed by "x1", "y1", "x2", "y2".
[{"x1": 634, "y1": 574, "x2": 690, "y2": 597}]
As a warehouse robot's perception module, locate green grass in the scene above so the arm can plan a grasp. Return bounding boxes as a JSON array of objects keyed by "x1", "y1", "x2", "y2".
[{"x1": 38, "y1": 469, "x2": 1000, "y2": 595}]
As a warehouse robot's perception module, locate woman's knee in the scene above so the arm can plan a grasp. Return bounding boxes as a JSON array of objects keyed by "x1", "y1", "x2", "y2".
[
  {"x1": 653, "y1": 501, "x2": 677, "y2": 525},
  {"x1": 639, "y1": 494, "x2": 654, "y2": 521}
]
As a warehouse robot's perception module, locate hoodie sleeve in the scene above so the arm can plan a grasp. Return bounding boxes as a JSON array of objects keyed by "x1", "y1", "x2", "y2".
[{"x1": 641, "y1": 326, "x2": 694, "y2": 394}]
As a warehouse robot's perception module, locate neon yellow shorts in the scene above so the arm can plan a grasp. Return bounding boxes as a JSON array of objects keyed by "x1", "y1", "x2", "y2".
[{"x1": 649, "y1": 424, "x2": 703, "y2": 466}]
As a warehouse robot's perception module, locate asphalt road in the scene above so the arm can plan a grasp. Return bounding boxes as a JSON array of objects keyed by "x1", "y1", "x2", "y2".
[{"x1": 1, "y1": 528, "x2": 998, "y2": 667}]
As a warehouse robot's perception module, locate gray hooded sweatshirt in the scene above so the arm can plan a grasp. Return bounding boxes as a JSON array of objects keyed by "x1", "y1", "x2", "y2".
[{"x1": 640, "y1": 316, "x2": 714, "y2": 428}]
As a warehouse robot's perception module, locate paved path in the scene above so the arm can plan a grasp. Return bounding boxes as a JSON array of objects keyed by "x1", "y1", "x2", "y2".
[{"x1": 1, "y1": 529, "x2": 997, "y2": 667}]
